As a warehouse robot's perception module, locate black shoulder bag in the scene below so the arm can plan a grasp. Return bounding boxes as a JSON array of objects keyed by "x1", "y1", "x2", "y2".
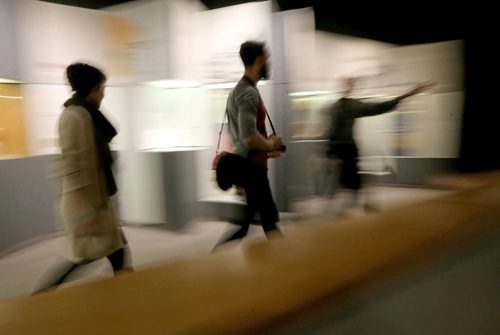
[{"x1": 212, "y1": 107, "x2": 285, "y2": 191}]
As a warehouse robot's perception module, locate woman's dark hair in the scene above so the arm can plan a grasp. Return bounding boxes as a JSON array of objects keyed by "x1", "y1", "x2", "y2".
[
  {"x1": 239, "y1": 41, "x2": 265, "y2": 68},
  {"x1": 66, "y1": 62, "x2": 106, "y2": 96}
]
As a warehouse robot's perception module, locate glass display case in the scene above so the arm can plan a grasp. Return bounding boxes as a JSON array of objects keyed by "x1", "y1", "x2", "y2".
[{"x1": 0, "y1": 84, "x2": 28, "y2": 158}]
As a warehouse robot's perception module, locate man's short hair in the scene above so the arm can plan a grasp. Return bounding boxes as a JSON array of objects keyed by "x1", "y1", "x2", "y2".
[{"x1": 239, "y1": 41, "x2": 266, "y2": 68}]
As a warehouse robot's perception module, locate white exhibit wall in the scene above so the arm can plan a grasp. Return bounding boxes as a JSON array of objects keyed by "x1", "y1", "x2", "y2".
[
  {"x1": 381, "y1": 40, "x2": 464, "y2": 93},
  {"x1": 127, "y1": 85, "x2": 213, "y2": 150},
  {"x1": 167, "y1": 0, "x2": 208, "y2": 81},
  {"x1": 101, "y1": 86, "x2": 133, "y2": 151},
  {"x1": 115, "y1": 150, "x2": 168, "y2": 224},
  {"x1": 104, "y1": 0, "x2": 209, "y2": 83},
  {"x1": 20, "y1": 84, "x2": 69, "y2": 155},
  {"x1": 355, "y1": 40, "x2": 464, "y2": 158},
  {"x1": 14, "y1": 0, "x2": 108, "y2": 84},
  {"x1": 0, "y1": 0, "x2": 20, "y2": 81},
  {"x1": 281, "y1": 7, "x2": 317, "y2": 90},
  {"x1": 314, "y1": 31, "x2": 395, "y2": 92},
  {"x1": 194, "y1": 1, "x2": 273, "y2": 84},
  {"x1": 104, "y1": 0, "x2": 170, "y2": 83}
]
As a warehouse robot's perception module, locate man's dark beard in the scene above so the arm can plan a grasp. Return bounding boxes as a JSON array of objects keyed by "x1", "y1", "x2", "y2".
[{"x1": 260, "y1": 63, "x2": 269, "y2": 80}]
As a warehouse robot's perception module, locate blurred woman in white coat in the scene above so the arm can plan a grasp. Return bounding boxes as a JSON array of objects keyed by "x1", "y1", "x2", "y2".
[{"x1": 33, "y1": 62, "x2": 131, "y2": 293}]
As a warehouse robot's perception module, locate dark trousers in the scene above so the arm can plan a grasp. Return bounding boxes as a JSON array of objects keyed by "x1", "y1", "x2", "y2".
[
  {"x1": 215, "y1": 164, "x2": 281, "y2": 247},
  {"x1": 328, "y1": 142, "x2": 361, "y2": 190},
  {"x1": 33, "y1": 247, "x2": 128, "y2": 294}
]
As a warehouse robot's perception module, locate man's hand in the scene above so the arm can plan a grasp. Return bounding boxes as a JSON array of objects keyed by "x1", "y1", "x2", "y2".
[
  {"x1": 269, "y1": 135, "x2": 283, "y2": 152},
  {"x1": 267, "y1": 151, "x2": 282, "y2": 158},
  {"x1": 404, "y1": 81, "x2": 437, "y2": 98}
]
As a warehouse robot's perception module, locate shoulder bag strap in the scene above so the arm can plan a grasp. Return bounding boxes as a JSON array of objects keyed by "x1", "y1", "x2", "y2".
[{"x1": 216, "y1": 107, "x2": 228, "y2": 155}]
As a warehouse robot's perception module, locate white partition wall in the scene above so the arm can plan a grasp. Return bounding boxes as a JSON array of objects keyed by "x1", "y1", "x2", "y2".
[
  {"x1": 21, "y1": 84, "x2": 69, "y2": 155},
  {"x1": 167, "y1": 0, "x2": 208, "y2": 81},
  {"x1": 355, "y1": 40, "x2": 464, "y2": 159},
  {"x1": 104, "y1": 0, "x2": 170, "y2": 83},
  {"x1": 281, "y1": 7, "x2": 317, "y2": 92},
  {"x1": 194, "y1": 1, "x2": 273, "y2": 84},
  {"x1": 115, "y1": 150, "x2": 167, "y2": 225},
  {"x1": 0, "y1": 0, "x2": 20, "y2": 81},
  {"x1": 14, "y1": 0, "x2": 108, "y2": 84},
  {"x1": 105, "y1": 0, "x2": 207, "y2": 83},
  {"x1": 313, "y1": 31, "x2": 395, "y2": 92}
]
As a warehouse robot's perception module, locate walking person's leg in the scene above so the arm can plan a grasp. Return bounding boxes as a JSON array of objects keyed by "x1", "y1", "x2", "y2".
[
  {"x1": 213, "y1": 194, "x2": 254, "y2": 249},
  {"x1": 32, "y1": 259, "x2": 83, "y2": 294},
  {"x1": 213, "y1": 164, "x2": 267, "y2": 249},
  {"x1": 337, "y1": 144, "x2": 361, "y2": 213},
  {"x1": 106, "y1": 247, "x2": 125, "y2": 272},
  {"x1": 247, "y1": 167, "x2": 281, "y2": 239},
  {"x1": 106, "y1": 247, "x2": 135, "y2": 274},
  {"x1": 213, "y1": 218, "x2": 251, "y2": 249}
]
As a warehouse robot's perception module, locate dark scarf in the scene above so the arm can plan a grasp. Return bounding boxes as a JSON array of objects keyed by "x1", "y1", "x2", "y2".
[{"x1": 64, "y1": 93, "x2": 117, "y2": 196}]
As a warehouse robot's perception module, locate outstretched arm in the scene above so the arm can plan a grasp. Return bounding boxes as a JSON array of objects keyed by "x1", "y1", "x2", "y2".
[
  {"x1": 353, "y1": 81, "x2": 437, "y2": 118},
  {"x1": 399, "y1": 81, "x2": 437, "y2": 100}
]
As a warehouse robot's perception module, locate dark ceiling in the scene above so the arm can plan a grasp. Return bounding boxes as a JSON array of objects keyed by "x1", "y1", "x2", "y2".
[
  {"x1": 202, "y1": 0, "x2": 469, "y2": 45},
  {"x1": 40, "y1": 0, "x2": 473, "y2": 45}
]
